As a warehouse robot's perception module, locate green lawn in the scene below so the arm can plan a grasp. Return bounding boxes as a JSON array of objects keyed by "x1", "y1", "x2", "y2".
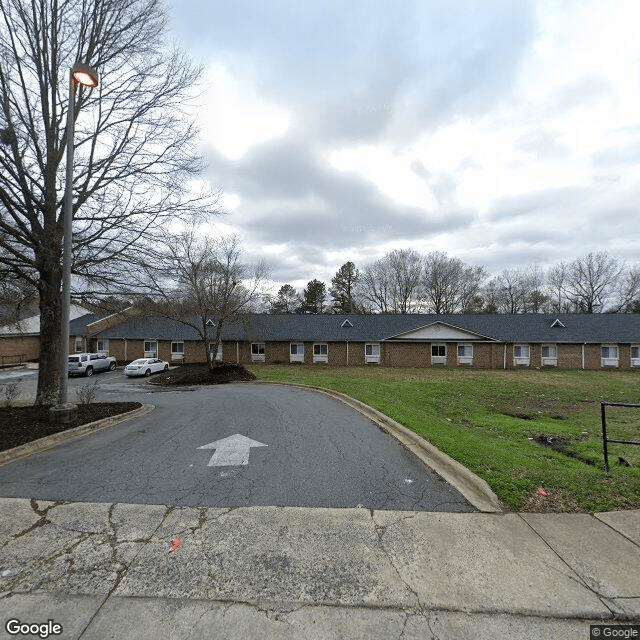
[{"x1": 248, "y1": 365, "x2": 640, "y2": 513}]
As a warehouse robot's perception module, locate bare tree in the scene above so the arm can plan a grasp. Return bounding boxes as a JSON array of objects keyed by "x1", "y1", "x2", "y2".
[
  {"x1": 360, "y1": 249, "x2": 422, "y2": 314},
  {"x1": 0, "y1": 0, "x2": 211, "y2": 403},
  {"x1": 422, "y1": 251, "x2": 486, "y2": 313},
  {"x1": 148, "y1": 231, "x2": 267, "y2": 368},
  {"x1": 359, "y1": 259, "x2": 393, "y2": 313},
  {"x1": 547, "y1": 262, "x2": 569, "y2": 313},
  {"x1": 609, "y1": 264, "x2": 640, "y2": 313},
  {"x1": 563, "y1": 252, "x2": 623, "y2": 313}
]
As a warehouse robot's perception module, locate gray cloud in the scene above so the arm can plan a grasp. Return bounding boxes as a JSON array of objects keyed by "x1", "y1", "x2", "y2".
[{"x1": 170, "y1": 0, "x2": 640, "y2": 288}]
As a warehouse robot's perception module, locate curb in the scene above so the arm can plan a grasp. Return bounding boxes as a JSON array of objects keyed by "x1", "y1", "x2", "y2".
[
  {"x1": 0, "y1": 403, "x2": 155, "y2": 467},
  {"x1": 255, "y1": 381, "x2": 504, "y2": 513}
]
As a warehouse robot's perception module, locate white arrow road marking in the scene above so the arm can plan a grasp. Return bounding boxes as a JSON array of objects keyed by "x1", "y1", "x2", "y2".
[{"x1": 197, "y1": 434, "x2": 268, "y2": 467}]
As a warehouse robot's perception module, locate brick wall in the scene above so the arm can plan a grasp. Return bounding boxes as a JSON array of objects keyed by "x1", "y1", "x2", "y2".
[
  {"x1": 0, "y1": 335, "x2": 40, "y2": 363},
  {"x1": 80, "y1": 336, "x2": 640, "y2": 371}
]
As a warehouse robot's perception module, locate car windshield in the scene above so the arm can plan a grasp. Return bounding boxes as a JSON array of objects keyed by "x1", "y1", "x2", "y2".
[
  {"x1": 68, "y1": 357, "x2": 80, "y2": 363},
  {"x1": 129, "y1": 359, "x2": 147, "y2": 365}
]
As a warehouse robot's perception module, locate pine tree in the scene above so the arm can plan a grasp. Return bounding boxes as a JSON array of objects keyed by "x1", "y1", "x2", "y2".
[
  {"x1": 329, "y1": 262, "x2": 360, "y2": 313},
  {"x1": 298, "y1": 279, "x2": 327, "y2": 313}
]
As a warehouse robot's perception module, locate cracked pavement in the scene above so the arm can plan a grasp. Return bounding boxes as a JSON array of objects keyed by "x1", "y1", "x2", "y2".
[{"x1": 0, "y1": 499, "x2": 638, "y2": 639}]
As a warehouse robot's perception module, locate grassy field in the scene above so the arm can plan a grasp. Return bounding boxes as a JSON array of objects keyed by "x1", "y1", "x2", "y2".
[{"x1": 248, "y1": 365, "x2": 640, "y2": 513}]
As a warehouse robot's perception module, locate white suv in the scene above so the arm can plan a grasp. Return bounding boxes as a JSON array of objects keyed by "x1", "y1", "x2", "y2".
[{"x1": 68, "y1": 353, "x2": 117, "y2": 377}]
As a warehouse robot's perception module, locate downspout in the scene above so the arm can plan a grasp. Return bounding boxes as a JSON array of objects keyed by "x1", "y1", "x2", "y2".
[
  {"x1": 503, "y1": 343, "x2": 507, "y2": 370},
  {"x1": 582, "y1": 343, "x2": 585, "y2": 370},
  {"x1": 346, "y1": 341, "x2": 349, "y2": 366},
  {"x1": 236, "y1": 341, "x2": 240, "y2": 364}
]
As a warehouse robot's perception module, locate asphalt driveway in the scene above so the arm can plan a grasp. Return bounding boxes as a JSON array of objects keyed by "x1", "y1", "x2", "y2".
[{"x1": 0, "y1": 373, "x2": 474, "y2": 511}]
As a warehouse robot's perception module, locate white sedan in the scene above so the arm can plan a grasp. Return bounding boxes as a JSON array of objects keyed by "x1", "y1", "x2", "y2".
[{"x1": 124, "y1": 358, "x2": 169, "y2": 377}]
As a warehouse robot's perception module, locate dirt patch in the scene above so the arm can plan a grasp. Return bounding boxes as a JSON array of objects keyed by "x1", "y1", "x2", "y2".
[
  {"x1": 0, "y1": 402, "x2": 142, "y2": 452},
  {"x1": 148, "y1": 362, "x2": 256, "y2": 386},
  {"x1": 522, "y1": 486, "x2": 588, "y2": 513},
  {"x1": 498, "y1": 398, "x2": 595, "y2": 421}
]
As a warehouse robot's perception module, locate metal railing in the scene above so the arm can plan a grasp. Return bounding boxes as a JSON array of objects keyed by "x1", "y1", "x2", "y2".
[{"x1": 600, "y1": 402, "x2": 640, "y2": 471}]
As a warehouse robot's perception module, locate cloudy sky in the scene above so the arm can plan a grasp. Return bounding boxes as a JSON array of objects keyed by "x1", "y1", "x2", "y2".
[{"x1": 167, "y1": 0, "x2": 640, "y2": 293}]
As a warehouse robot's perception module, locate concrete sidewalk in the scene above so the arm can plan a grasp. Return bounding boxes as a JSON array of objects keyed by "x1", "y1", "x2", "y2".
[{"x1": 0, "y1": 499, "x2": 638, "y2": 639}]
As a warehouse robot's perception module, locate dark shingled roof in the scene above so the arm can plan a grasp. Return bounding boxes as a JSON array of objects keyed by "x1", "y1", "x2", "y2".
[{"x1": 94, "y1": 313, "x2": 640, "y2": 344}]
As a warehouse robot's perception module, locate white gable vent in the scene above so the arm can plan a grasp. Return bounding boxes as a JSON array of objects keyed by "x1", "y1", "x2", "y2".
[
  {"x1": 550, "y1": 319, "x2": 565, "y2": 328},
  {"x1": 341, "y1": 319, "x2": 353, "y2": 328},
  {"x1": 206, "y1": 319, "x2": 215, "y2": 326}
]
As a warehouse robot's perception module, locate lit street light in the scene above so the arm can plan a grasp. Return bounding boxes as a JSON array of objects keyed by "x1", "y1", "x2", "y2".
[{"x1": 50, "y1": 62, "x2": 99, "y2": 423}]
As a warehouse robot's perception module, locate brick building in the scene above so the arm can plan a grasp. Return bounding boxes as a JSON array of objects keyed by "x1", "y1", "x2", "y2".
[{"x1": 74, "y1": 312, "x2": 640, "y2": 371}]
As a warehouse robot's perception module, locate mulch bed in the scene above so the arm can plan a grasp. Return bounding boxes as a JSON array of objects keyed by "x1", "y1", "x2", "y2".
[
  {"x1": 0, "y1": 402, "x2": 141, "y2": 452},
  {"x1": 148, "y1": 362, "x2": 256, "y2": 386},
  {"x1": 0, "y1": 364, "x2": 255, "y2": 454}
]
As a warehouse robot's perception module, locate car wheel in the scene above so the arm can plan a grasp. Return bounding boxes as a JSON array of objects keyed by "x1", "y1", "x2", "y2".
[
  {"x1": 109, "y1": 361, "x2": 116, "y2": 371},
  {"x1": 164, "y1": 364, "x2": 169, "y2": 371},
  {"x1": 144, "y1": 369, "x2": 151, "y2": 376},
  {"x1": 85, "y1": 367, "x2": 93, "y2": 377}
]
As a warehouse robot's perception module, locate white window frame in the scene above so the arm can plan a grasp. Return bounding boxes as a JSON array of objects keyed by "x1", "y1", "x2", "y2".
[
  {"x1": 513, "y1": 344, "x2": 530, "y2": 366},
  {"x1": 171, "y1": 341, "x2": 184, "y2": 361},
  {"x1": 601, "y1": 344, "x2": 619, "y2": 368},
  {"x1": 290, "y1": 342, "x2": 305, "y2": 363},
  {"x1": 313, "y1": 343, "x2": 329, "y2": 363},
  {"x1": 631, "y1": 345, "x2": 640, "y2": 368},
  {"x1": 365, "y1": 343, "x2": 380, "y2": 364},
  {"x1": 541, "y1": 344, "x2": 558, "y2": 367},
  {"x1": 209, "y1": 342, "x2": 223, "y2": 362},
  {"x1": 96, "y1": 338, "x2": 109, "y2": 354},
  {"x1": 431, "y1": 343, "x2": 447, "y2": 365},
  {"x1": 144, "y1": 340, "x2": 157, "y2": 358},
  {"x1": 75, "y1": 336, "x2": 83, "y2": 353},
  {"x1": 457, "y1": 343, "x2": 473, "y2": 365},
  {"x1": 251, "y1": 342, "x2": 266, "y2": 362}
]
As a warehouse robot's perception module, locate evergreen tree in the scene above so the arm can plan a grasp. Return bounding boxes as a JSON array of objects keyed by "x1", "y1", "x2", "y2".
[
  {"x1": 329, "y1": 262, "x2": 360, "y2": 313},
  {"x1": 269, "y1": 284, "x2": 301, "y2": 313},
  {"x1": 298, "y1": 279, "x2": 327, "y2": 313}
]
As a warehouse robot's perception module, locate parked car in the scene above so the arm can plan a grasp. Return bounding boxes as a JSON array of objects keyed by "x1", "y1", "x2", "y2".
[
  {"x1": 68, "y1": 353, "x2": 117, "y2": 377},
  {"x1": 124, "y1": 358, "x2": 169, "y2": 377}
]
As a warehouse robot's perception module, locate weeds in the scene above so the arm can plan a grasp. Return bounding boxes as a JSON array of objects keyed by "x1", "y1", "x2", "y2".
[
  {"x1": 1, "y1": 381, "x2": 21, "y2": 407},
  {"x1": 74, "y1": 381, "x2": 99, "y2": 405}
]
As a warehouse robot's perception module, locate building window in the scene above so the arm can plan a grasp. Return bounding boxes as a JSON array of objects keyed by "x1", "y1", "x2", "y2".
[
  {"x1": 144, "y1": 340, "x2": 157, "y2": 357},
  {"x1": 96, "y1": 339, "x2": 109, "y2": 354},
  {"x1": 75, "y1": 336, "x2": 83, "y2": 353},
  {"x1": 431, "y1": 343, "x2": 447, "y2": 365},
  {"x1": 601, "y1": 345, "x2": 619, "y2": 368},
  {"x1": 513, "y1": 344, "x2": 530, "y2": 366},
  {"x1": 457, "y1": 344, "x2": 473, "y2": 365},
  {"x1": 541, "y1": 344, "x2": 558, "y2": 367},
  {"x1": 171, "y1": 341, "x2": 184, "y2": 361},
  {"x1": 290, "y1": 343, "x2": 304, "y2": 362},
  {"x1": 251, "y1": 343, "x2": 265, "y2": 362},
  {"x1": 365, "y1": 343, "x2": 380, "y2": 364},
  {"x1": 631, "y1": 345, "x2": 640, "y2": 368},
  {"x1": 313, "y1": 343, "x2": 328, "y2": 363}
]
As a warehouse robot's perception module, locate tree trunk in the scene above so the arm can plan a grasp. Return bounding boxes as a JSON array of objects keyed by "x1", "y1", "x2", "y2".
[
  {"x1": 208, "y1": 321, "x2": 224, "y2": 371},
  {"x1": 36, "y1": 265, "x2": 62, "y2": 405}
]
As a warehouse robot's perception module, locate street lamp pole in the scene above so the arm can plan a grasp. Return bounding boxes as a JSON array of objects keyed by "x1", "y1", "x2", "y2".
[{"x1": 51, "y1": 63, "x2": 99, "y2": 423}]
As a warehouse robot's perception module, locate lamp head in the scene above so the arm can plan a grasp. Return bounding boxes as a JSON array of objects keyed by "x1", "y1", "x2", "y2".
[{"x1": 72, "y1": 63, "x2": 99, "y2": 88}]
